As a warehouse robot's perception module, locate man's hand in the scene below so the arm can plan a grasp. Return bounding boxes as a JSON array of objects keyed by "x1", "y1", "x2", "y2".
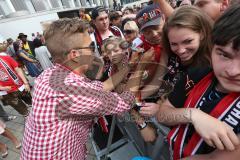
[
  {"x1": 140, "y1": 47, "x2": 155, "y2": 63},
  {"x1": 192, "y1": 109, "x2": 240, "y2": 151},
  {"x1": 140, "y1": 125, "x2": 157, "y2": 142},
  {"x1": 24, "y1": 83, "x2": 31, "y2": 92},
  {"x1": 140, "y1": 102, "x2": 160, "y2": 117},
  {"x1": 130, "y1": 109, "x2": 157, "y2": 142},
  {"x1": 129, "y1": 50, "x2": 142, "y2": 65}
]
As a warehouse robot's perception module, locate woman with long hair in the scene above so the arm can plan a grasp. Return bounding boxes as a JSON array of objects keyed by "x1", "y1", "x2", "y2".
[
  {"x1": 13, "y1": 40, "x2": 41, "y2": 77},
  {"x1": 140, "y1": 6, "x2": 214, "y2": 117}
]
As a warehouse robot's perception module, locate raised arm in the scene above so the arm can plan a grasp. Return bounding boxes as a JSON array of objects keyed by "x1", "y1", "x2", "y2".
[
  {"x1": 102, "y1": 65, "x2": 130, "y2": 91},
  {"x1": 153, "y1": 0, "x2": 174, "y2": 18},
  {"x1": 14, "y1": 67, "x2": 30, "y2": 92},
  {"x1": 19, "y1": 51, "x2": 37, "y2": 63},
  {"x1": 141, "y1": 51, "x2": 168, "y2": 100}
]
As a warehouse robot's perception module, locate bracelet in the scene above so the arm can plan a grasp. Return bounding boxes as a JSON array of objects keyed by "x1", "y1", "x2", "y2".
[
  {"x1": 184, "y1": 108, "x2": 193, "y2": 123},
  {"x1": 189, "y1": 108, "x2": 193, "y2": 123},
  {"x1": 133, "y1": 103, "x2": 142, "y2": 112}
]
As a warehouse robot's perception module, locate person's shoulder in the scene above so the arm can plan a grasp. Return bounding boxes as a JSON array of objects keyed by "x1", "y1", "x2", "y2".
[
  {"x1": 110, "y1": 26, "x2": 123, "y2": 35},
  {"x1": 39, "y1": 46, "x2": 47, "y2": 50},
  {"x1": 0, "y1": 54, "x2": 12, "y2": 60},
  {"x1": 86, "y1": 14, "x2": 91, "y2": 20},
  {"x1": 0, "y1": 52, "x2": 8, "y2": 56},
  {"x1": 28, "y1": 40, "x2": 34, "y2": 44},
  {"x1": 187, "y1": 66, "x2": 212, "y2": 84},
  {"x1": 110, "y1": 25, "x2": 120, "y2": 30}
]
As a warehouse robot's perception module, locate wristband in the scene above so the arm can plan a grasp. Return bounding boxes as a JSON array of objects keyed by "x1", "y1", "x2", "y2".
[
  {"x1": 183, "y1": 108, "x2": 193, "y2": 123},
  {"x1": 133, "y1": 102, "x2": 142, "y2": 112},
  {"x1": 137, "y1": 121, "x2": 147, "y2": 130}
]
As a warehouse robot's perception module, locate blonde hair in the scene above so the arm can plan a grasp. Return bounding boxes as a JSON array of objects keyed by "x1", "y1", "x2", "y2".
[
  {"x1": 44, "y1": 18, "x2": 89, "y2": 62},
  {"x1": 124, "y1": 21, "x2": 139, "y2": 33}
]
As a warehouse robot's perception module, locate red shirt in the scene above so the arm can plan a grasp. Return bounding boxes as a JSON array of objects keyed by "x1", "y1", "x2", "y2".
[{"x1": 0, "y1": 55, "x2": 23, "y2": 93}]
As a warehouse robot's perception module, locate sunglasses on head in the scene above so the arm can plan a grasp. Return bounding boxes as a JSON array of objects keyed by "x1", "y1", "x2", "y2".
[{"x1": 123, "y1": 30, "x2": 135, "y2": 35}]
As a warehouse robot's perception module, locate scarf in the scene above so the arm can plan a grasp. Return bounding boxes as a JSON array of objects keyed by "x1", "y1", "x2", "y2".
[
  {"x1": 0, "y1": 58, "x2": 21, "y2": 86},
  {"x1": 167, "y1": 72, "x2": 240, "y2": 159},
  {"x1": 140, "y1": 35, "x2": 161, "y2": 63}
]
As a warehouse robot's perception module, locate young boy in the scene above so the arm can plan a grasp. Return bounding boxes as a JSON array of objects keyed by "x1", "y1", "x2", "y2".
[{"x1": 154, "y1": 4, "x2": 240, "y2": 160}]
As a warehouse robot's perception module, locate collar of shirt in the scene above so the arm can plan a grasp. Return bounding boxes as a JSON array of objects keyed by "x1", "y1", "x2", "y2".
[{"x1": 54, "y1": 63, "x2": 90, "y2": 82}]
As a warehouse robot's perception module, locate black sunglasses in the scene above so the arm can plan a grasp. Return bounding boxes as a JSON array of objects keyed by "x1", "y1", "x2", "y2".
[
  {"x1": 123, "y1": 30, "x2": 135, "y2": 35},
  {"x1": 77, "y1": 41, "x2": 95, "y2": 52},
  {"x1": 64, "y1": 42, "x2": 95, "y2": 55}
]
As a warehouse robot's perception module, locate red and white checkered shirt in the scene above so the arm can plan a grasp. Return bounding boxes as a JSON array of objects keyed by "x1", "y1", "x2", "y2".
[{"x1": 21, "y1": 64, "x2": 135, "y2": 160}]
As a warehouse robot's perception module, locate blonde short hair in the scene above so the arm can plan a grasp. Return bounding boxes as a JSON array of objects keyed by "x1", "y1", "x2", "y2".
[
  {"x1": 124, "y1": 21, "x2": 139, "y2": 32},
  {"x1": 44, "y1": 18, "x2": 89, "y2": 62}
]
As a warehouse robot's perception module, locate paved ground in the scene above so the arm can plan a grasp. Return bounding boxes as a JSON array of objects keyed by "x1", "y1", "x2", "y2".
[
  {"x1": 0, "y1": 103, "x2": 97, "y2": 160},
  {"x1": 0, "y1": 76, "x2": 97, "y2": 160}
]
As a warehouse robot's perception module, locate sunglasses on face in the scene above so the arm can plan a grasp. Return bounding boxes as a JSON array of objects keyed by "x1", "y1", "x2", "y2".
[
  {"x1": 123, "y1": 30, "x2": 135, "y2": 35},
  {"x1": 76, "y1": 41, "x2": 95, "y2": 52},
  {"x1": 65, "y1": 42, "x2": 95, "y2": 55}
]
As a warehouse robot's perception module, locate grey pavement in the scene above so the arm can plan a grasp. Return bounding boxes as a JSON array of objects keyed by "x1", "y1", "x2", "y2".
[
  {"x1": 0, "y1": 74, "x2": 97, "y2": 160},
  {"x1": 0, "y1": 104, "x2": 97, "y2": 160}
]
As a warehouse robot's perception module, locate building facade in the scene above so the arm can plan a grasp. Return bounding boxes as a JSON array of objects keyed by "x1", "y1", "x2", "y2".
[{"x1": 0, "y1": 0, "x2": 143, "y2": 17}]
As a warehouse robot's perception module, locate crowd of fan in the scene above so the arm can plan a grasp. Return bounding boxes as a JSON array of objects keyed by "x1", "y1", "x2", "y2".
[{"x1": 0, "y1": 0, "x2": 240, "y2": 159}]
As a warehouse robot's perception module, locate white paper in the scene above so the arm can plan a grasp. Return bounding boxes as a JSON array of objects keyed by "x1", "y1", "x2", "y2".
[
  {"x1": 132, "y1": 37, "x2": 143, "y2": 47},
  {"x1": 0, "y1": 91, "x2": 7, "y2": 96},
  {"x1": 18, "y1": 84, "x2": 25, "y2": 92}
]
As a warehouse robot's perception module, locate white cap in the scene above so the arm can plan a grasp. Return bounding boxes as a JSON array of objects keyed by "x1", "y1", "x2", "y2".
[{"x1": 123, "y1": 20, "x2": 139, "y2": 32}]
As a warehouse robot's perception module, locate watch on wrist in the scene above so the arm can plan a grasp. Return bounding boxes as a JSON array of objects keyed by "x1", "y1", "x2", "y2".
[
  {"x1": 133, "y1": 102, "x2": 142, "y2": 112},
  {"x1": 137, "y1": 121, "x2": 147, "y2": 130}
]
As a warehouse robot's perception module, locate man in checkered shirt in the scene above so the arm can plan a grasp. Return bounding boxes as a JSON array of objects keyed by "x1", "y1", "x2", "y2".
[{"x1": 20, "y1": 18, "x2": 152, "y2": 160}]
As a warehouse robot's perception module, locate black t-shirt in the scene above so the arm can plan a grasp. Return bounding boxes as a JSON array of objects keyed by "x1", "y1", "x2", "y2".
[
  {"x1": 168, "y1": 67, "x2": 212, "y2": 107},
  {"x1": 168, "y1": 67, "x2": 240, "y2": 155},
  {"x1": 144, "y1": 55, "x2": 182, "y2": 102},
  {"x1": 164, "y1": 55, "x2": 182, "y2": 87},
  {"x1": 145, "y1": 55, "x2": 210, "y2": 103}
]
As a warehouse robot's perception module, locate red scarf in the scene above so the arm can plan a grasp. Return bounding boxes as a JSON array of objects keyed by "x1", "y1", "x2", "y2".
[
  {"x1": 0, "y1": 57, "x2": 22, "y2": 87},
  {"x1": 167, "y1": 72, "x2": 240, "y2": 159},
  {"x1": 94, "y1": 26, "x2": 122, "y2": 56},
  {"x1": 140, "y1": 35, "x2": 161, "y2": 63}
]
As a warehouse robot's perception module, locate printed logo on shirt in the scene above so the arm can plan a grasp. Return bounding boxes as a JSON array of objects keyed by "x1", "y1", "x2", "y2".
[
  {"x1": 0, "y1": 68, "x2": 9, "y2": 81},
  {"x1": 224, "y1": 99, "x2": 240, "y2": 128}
]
